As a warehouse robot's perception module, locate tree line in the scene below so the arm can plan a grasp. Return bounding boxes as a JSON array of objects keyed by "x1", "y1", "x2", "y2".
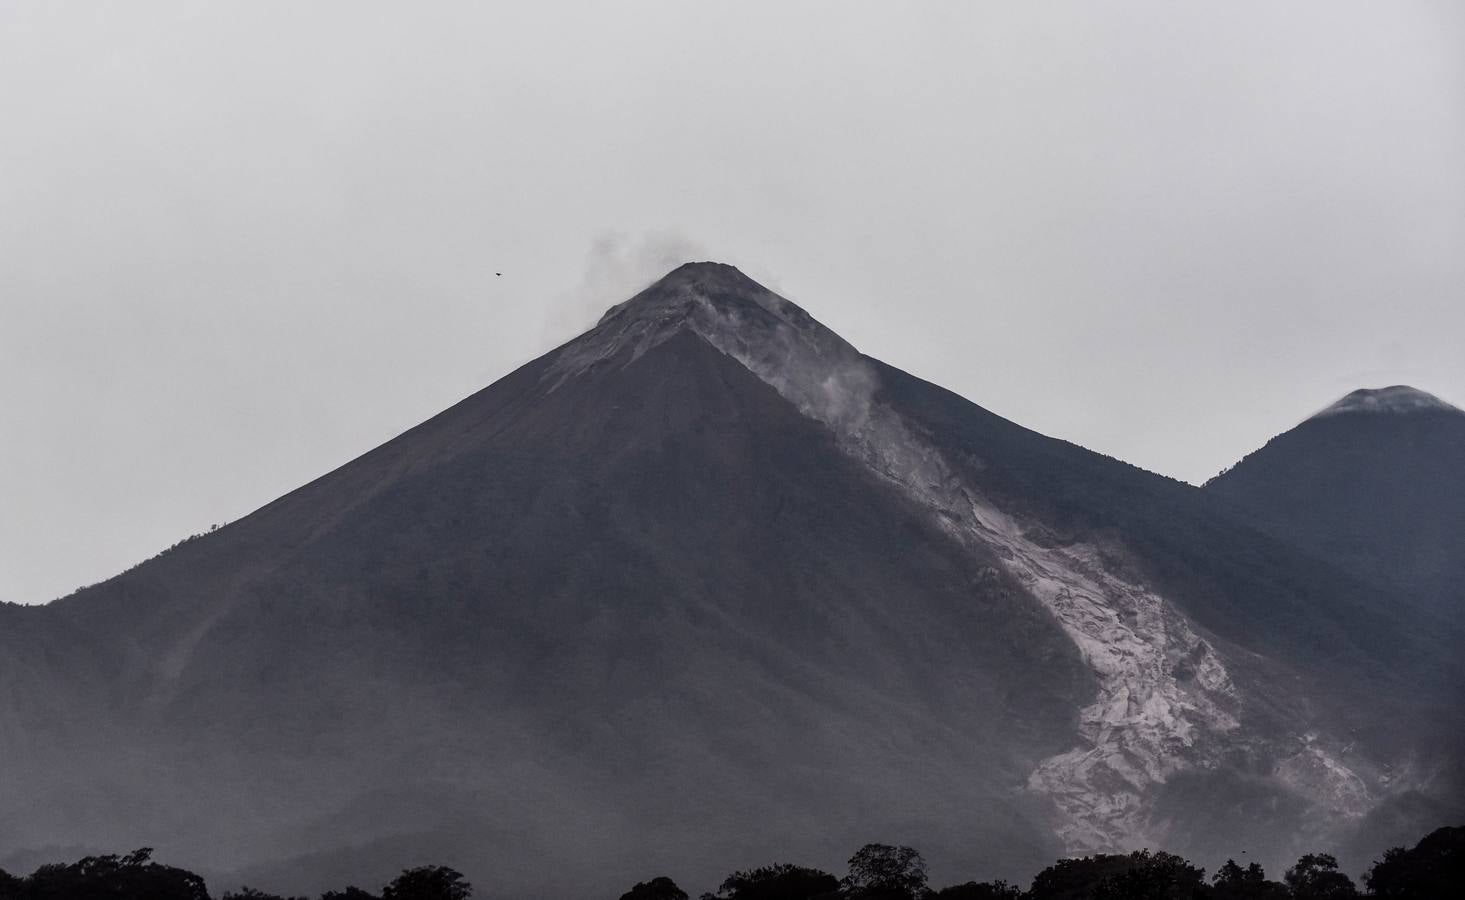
[{"x1": 1, "y1": 825, "x2": 1458, "y2": 900}]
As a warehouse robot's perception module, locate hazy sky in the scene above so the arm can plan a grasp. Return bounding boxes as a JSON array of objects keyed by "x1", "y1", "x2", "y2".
[{"x1": 3, "y1": 1, "x2": 1463, "y2": 605}]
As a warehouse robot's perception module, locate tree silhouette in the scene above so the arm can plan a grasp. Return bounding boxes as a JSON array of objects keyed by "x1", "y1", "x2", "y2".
[
  {"x1": 21, "y1": 848, "x2": 211, "y2": 900},
  {"x1": 0, "y1": 869, "x2": 21, "y2": 900},
  {"x1": 381, "y1": 866, "x2": 471, "y2": 900},
  {"x1": 1092, "y1": 851, "x2": 1206, "y2": 899},
  {"x1": 618, "y1": 876, "x2": 688, "y2": 900},
  {"x1": 220, "y1": 889, "x2": 305, "y2": 900},
  {"x1": 2, "y1": 826, "x2": 1463, "y2": 900},
  {"x1": 1364, "y1": 825, "x2": 1465, "y2": 899},
  {"x1": 704, "y1": 863, "x2": 838, "y2": 900},
  {"x1": 1029, "y1": 850, "x2": 1204, "y2": 900},
  {"x1": 1210, "y1": 859, "x2": 1287, "y2": 899},
  {"x1": 841, "y1": 844, "x2": 928, "y2": 900},
  {"x1": 1283, "y1": 854, "x2": 1358, "y2": 899},
  {"x1": 933, "y1": 880, "x2": 1022, "y2": 899}
]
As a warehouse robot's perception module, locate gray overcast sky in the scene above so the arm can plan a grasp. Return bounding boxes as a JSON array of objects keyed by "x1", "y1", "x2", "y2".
[{"x1": 3, "y1": 1, "x2": 1463, "y2": 605}]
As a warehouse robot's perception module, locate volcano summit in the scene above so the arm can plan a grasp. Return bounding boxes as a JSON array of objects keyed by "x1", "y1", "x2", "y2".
[{"x1": 2, "y1": 264, "x2": 1460, "y2": 897}]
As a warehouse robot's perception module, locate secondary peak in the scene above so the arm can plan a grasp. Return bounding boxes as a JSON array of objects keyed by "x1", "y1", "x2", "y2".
[{"x1": 1312, "y1": 385, "x2": 1460, "y2": 419}]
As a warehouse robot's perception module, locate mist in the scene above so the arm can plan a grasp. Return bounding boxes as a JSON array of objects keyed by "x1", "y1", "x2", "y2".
[{"x1": 3, "y1": 1, "x2": 1463, "y2": 604}]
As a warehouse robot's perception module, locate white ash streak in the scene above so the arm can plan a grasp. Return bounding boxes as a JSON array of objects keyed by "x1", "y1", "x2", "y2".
[{"x1": 547, "y1": 271, "x2": 1371, "y2": 848}]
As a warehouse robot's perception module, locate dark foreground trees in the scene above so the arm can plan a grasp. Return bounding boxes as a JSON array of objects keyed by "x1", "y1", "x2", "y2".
[
  {"x1": 701, "y1": 863, "x2": 840, "y2": 900},
  {"x1": 381, "y1": 866, "x2": 471, "y2": 900},
  {"x1": 842, "y1": 844, "x2": 930, "y2": 899},
  {"x1": 1283, "y1": 854, "x2": 1358, "y2": 899},
  {"x1": 933, "y1": 881, "x2": 1023, "y2": 899},
  {"x1": 213, "y1": 866, "x2": 469, "y2": 900},
  {"x1": 1027, "y1": 850, "x2": 1207, "y2": 899},
  {"x1": 1363, "y1": 825, "x2": 1464, "y2": 899},
  {"x1": 1, "y1": 823, "x2": 1460, "y2": 899},
  {"x1": 2, "y1": 848, "x2": 208, "y2": 900},
  {"x1": 1210, "y1": 860, "x2": 1288, "y2": 899},
  {"x1": 0, "y1": 859, "x2": 467, "y2": 900},
  {"x1": 619, "y1": 875, "x2": 690, "y2": 900}
]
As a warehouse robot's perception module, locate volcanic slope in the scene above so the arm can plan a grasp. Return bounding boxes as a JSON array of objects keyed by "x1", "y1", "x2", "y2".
[
  {"x1": 1207, "y1": 386, "x2": 1465, "y2": 623},
  {"x1": 2, "y1": 264, "x2": 1459, "y2": 897}
]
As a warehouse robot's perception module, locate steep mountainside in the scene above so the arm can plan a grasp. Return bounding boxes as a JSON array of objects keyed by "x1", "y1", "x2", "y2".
[
  {"x1": 2, "y1": 265, "x2": 1460, "y2": 897},
  {"x1": 1207, "y1": 386, "x2": 1465, "y2": 624}
]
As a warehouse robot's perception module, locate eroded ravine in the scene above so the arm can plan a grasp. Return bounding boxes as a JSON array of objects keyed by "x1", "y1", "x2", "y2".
[{"x1": 548, "y1": 266, "x2": 1373, "y2": 848}]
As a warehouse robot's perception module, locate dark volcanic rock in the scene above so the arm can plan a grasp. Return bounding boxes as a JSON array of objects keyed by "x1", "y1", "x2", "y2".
[
  {"x1": 2, "y1": 265, "x2": 1460, "y2": 897},
  {"x1": 1207, "y1": 386, "x2": 1465, "y2": 624}
]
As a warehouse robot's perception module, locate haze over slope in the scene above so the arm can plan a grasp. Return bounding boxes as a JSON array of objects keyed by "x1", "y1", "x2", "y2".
[{"x1": 2, "y1": 264, "x2": 1460, "y2": 897}]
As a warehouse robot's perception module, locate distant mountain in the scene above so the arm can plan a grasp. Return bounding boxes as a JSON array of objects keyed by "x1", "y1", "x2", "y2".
[
  {"x1": 1207, "y1": 386, "x2": 1465, "y2": 623},
  {"x1": 2, "y1": 265, "x2": 1461, "y2": 897}
]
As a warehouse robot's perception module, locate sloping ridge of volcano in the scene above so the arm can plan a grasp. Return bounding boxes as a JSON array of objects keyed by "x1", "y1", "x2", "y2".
[
  {"x1": 1, "y1": 263, "x2": 1460, "y2": 897},
  {"x1": 1207, "y1": 386, "x2": 1465, "y2": 624}
]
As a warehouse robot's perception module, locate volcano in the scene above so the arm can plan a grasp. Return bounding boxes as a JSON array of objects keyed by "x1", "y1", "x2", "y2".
[
  {"x1": 1207, "y1": 386, "x2": 1465, "y2": 625},
  {"x1": 2, "y1": 264, "x2": 1460, "y2": 896}
]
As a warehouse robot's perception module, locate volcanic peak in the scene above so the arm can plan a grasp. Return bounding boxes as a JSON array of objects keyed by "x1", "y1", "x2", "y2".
[
  {"x1": 1311, "y1": 385, "x2": 1460, "y2": 420},
  {"x1": 547, "y1": 261, "x2": 859, "y2": 397},
  {"x1": 598, "y1": 261, "x2": 760, "y2": 322},
  {"x1": 594, "y1": 261, "x2": 816, "y2": 332}
]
